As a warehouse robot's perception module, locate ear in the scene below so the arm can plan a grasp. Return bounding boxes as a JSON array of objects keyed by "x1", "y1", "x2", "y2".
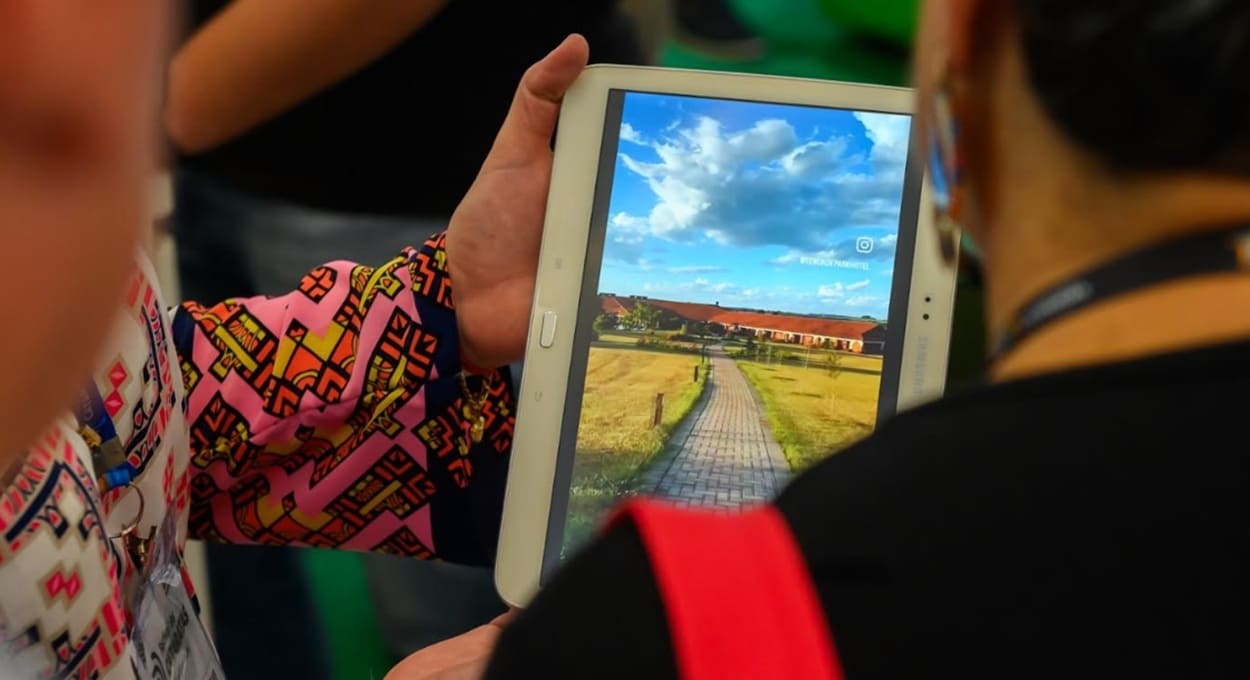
[
  {"x1": 944, "y1": 0, "x2": 1021, "y2": 254},
  {"x1": 913, "y1": 0, "x2": 994, "y2": 123},
  {"x1": 944, "y1": 0, "x2": 983, "y2": 73}
]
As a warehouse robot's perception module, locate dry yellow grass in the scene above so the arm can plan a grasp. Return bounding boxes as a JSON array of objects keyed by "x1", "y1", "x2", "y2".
[
  {"x1": 737, "y1": 358, "x2": 882, "y2": 471},
  {"x1": 562, "y1": 347, "x2": 707, "y2": 553},
  {"x1": 575, "y1": 347, "x2": 705, "y2": 455}
]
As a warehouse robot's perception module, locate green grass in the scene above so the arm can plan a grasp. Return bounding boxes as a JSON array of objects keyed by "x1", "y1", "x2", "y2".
[
  {"x1": 737, "y1": 358, "x2": 881, "y2": 471},
  {"x1": 726, "y1": 341, "x2": 884, "y2": 373},
  {"x1": 594, "y1": 331, "x2": 705, "y2": 356},
  {"x1": 563, "y1": 347, "x2": 708, "y2": 553}
]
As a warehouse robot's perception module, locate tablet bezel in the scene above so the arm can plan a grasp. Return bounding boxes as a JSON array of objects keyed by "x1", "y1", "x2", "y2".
[{"x1": 496, "y1": 65, "x2": 957, "y2": 608}]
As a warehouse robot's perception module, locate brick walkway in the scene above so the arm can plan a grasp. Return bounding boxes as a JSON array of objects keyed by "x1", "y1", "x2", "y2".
[{"x1": 636, "y1": 348, "x2": 791, "y2": 509}]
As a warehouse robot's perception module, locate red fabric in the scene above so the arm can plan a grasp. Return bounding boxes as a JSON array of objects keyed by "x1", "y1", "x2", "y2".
[{"x1": 611, "y1": 500, "x2": 845, "y2": 680}]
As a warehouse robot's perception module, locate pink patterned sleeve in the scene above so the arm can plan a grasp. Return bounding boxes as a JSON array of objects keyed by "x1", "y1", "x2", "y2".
[{"x1": 171, "y1": 233, "x2": 515, "y2": 565}]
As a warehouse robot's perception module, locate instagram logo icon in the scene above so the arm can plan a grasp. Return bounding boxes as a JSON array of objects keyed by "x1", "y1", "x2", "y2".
[{"x1": 855, "y1": 237, "x2": 875, "y2": 255}]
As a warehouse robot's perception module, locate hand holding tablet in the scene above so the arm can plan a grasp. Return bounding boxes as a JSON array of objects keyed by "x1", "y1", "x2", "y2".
[
  {"x1": 495, "y1": 64, "x2": 958, "y2": 607},
  {"x1": 444, "y1": 36, "x2": 593, "y2": 371}
]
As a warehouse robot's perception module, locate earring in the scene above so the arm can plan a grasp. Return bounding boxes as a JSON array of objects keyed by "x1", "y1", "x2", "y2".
[{"x1": 928, "y1": 67, "x2": 965, "y2": 268}]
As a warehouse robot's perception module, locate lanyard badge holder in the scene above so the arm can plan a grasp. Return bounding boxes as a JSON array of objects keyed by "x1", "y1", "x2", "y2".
[
  {"x1": 75, "y1": 384, "x2": 225, "y2": 679},
  {"x1": 128, "y1": 509, "x2": 224, "y2": 679}
]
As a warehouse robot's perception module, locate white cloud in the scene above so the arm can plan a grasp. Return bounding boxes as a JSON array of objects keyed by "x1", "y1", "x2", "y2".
[
  {"x1": 609, "y1": 109, "x2": 911, "y2": 257},
  {"x1": 667, "y1": 265, "x2": 725, "y2": 274},
  {"x1": 782, "y1": 139, "x2": 849, "y2": 178},
  {"x1": 618, "y1": 151, "x2": 709, "y2": 236},
  {"x1": 725, "y1": 119, "x2": 800, "y2": 163},
  {"x1": 770, "y1": 237, "x2": 895, "y2": 271},
  {"x1": 819, "y1": 281, "x2": 871, "y2": 300},
  {"x1": 604, "y1": 212, "x2": 652, "y2": 263},
  {"x1": 620, "y1": 123, "x2": 647, "y2": 146},
  {"x1": 678, "y1": 278, "x2": 738, "y2": 294},
  {"x1": 610, "y1": 212, "x2": 649, "y2": 240},
  {"x1": 818, "y1": 284, "x2": 847, "y2": 299},
  {"x1": 846, "y1": 295, "x2": 884, "y2": 308},
  {"x1": 771, "y1": 249, "x2": 842, "y2": 266},
  {"x1": 853, "y1": 111, "x2": 911, "y2": 173}
]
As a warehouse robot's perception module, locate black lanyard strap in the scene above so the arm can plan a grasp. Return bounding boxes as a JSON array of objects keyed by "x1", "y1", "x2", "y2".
[{"x1": 990, "y1": 221, "x2": 1250, "y2": 362}]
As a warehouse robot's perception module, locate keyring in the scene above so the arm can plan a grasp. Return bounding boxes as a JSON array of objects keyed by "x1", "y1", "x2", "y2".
[{"x1": 108, "y1": 482, "x2": 145, "y2": 540}]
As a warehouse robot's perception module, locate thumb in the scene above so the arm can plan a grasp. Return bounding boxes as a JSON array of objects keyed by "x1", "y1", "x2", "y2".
[{"x1": 486, "y1": 34, "x2": 589, "y2": 166}]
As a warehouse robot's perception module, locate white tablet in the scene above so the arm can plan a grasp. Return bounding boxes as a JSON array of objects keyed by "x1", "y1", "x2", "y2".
[{"x1": 496, "y1": 65, "x2": 957, "y2": 607}]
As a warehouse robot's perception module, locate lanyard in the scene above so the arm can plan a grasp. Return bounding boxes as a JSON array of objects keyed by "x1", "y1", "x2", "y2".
[
  {"x1": 75, "y1": 381, "x2": 154, "y2": 570},
  {"x1": 990, "y1": 221, "x2": 1250, "y2": 362},
  {"x1": 73, "y1": 383, "x2": 216, "y2": 678},
  {"x1": 74, "y1": 383, "x2": 134, "y2": 491}
]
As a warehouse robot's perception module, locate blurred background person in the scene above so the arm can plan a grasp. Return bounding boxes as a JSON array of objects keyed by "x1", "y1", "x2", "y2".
[{"x1": 164, "y1": 2, "x2": 643, "y2": 677}]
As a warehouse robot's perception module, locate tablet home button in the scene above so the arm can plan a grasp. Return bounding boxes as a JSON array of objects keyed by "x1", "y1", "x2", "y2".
[{"x1": 539, "y1": 310, "x2": 559, "y2": 348}]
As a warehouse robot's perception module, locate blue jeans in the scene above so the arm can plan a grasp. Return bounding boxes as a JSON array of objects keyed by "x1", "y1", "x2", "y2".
[{"x1": 174, "y1": 171, "x2": 510, "y2": 675}]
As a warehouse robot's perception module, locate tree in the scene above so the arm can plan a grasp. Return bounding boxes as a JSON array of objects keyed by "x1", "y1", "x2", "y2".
[
  {"x1": 622, "y1": 302, "x2": 656, "y2": 331},
  {"x1": 821, "y1": 338, "x2": 834, "y2": 350},
  {"x1": 825, "y1": 352, "x2": 844, "y2": 415},
  {"x1": 825, "y1": 351, "x2": 844, "y2": 379},
  {"x1": 593, "y1": 314, "x2": 614, "y2": 334},
  {"x1": 629, "y1": 302, "x2": 661, "y2": 330}
]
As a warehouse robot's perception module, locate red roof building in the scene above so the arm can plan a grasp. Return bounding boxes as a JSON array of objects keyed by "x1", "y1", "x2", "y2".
[{"x1": 599, "y1": 295, "x2": 886, "y2": 355}]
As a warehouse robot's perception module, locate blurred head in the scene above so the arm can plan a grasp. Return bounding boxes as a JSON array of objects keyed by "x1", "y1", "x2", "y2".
[
  {"x1": 0, "y1": 2, "x2": 164, "y2": 457},
  {"x1": 914, "y1": 0, "x2": 1250, "y2": 263}
]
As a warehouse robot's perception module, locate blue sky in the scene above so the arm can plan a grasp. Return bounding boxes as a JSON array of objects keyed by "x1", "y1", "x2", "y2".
[{"x1": 598, "y1": 92, "x2": 912, "y2": 321}]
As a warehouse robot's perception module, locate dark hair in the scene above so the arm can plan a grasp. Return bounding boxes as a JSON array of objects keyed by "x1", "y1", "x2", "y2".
[{"x1": 1014, "y1": 0, "x2": 1250, "y2": 176}]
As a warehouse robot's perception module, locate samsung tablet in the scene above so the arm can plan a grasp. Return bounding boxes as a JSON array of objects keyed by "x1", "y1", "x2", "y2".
[{"x1": 496, "y1": 65, "x2": 957, "y2": 607}]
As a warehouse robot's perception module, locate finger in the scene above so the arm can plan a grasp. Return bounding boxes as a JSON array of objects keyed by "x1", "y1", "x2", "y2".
[
  {"x1": 488, "y1": 34, "x2": 589, "y2": 162},
  {"x1": 488, "y1": 609, "x2": 518, "y2": 628},
  {"x1": 383, "y1": 625, "x2": 503, "y2": 680}
]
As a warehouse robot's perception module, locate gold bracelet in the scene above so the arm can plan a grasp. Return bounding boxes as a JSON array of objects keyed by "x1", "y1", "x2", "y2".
[{"x1": 457, "y1": 370, "x2": 492, "y2": 454}]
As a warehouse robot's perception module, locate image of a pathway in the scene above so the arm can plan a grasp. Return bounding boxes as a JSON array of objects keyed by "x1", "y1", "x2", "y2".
[{"x1": 635, "y1": 347, "x2": 791, "y2": 509}]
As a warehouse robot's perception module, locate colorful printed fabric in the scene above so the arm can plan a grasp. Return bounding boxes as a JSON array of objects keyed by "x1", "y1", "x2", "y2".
[
  {"x1": 1, "y1": 255, "x2": 191, "y2": 680},
  {"x1": 176, "y1": 233, "x2": 515, "y2": 558},
  {"x1": 0, "y1": 234, "x2": 514, "y2": 679}
]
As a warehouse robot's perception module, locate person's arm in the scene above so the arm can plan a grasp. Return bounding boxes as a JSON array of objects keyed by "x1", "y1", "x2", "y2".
[
  {"x1": 172, "y1": 233, "x2": 515, "y2": 564},
  {"x1": 165, "y1": 0, "x2": 450, "y2": 153},
  {"x1": 171, "y1": 32, "x2": 588, "y2": 563}
]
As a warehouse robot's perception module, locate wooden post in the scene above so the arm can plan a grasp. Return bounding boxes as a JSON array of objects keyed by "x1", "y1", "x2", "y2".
[
  {"x1": 693, "y1": 365, "x2": 699, "y2": 383},
  {"x1": 653, "y1": 393, "x2": 664, "y2": 428}
]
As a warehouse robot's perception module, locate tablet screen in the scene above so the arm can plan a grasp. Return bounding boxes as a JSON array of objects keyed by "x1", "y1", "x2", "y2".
[{"x1": 547, "y1": 90, "x2": 921, "y2": 561}]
